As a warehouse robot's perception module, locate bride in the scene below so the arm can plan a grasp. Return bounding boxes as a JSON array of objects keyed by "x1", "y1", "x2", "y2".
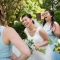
[
  {"x1": 12, "y1": 13, "x2": 52, "y2": 60},
  {"x1": 12, "y1": 19, "x2": 41, "y2": 57}
]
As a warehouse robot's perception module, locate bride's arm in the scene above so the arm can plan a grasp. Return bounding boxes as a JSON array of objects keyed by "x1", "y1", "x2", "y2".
[{"x1": 35, "y1": 28, "x2": 49, "y2": 50}]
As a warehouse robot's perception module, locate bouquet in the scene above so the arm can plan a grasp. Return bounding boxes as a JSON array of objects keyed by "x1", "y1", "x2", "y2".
[
  {"x1": 53, "y1": 38, "x2": 60, "y2": 54},
  {"x1": 24, "y1": 39, "x2": 46, "y2": 54}
]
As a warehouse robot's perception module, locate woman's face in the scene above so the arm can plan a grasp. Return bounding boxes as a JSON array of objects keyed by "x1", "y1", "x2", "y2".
[
  {"x1": 22, "y1": 16, "x2": 32, "y2": 28},
  {"x1": 44, "y1": 11, "x2": 52, "y2": 21}
]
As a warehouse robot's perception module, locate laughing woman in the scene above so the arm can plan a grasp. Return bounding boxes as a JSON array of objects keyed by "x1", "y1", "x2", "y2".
[
  {"x1": 43, "y1": 10, "x2": 60, "y2": 60},
  {"x1": 21, "y1": 13, "x2": 52, "y2": 60}
]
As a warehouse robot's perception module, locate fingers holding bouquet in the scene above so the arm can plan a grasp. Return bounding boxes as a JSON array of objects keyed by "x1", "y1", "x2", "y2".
[{"x1": 35, "y1": 44, "x2": 40, "y2": 50}]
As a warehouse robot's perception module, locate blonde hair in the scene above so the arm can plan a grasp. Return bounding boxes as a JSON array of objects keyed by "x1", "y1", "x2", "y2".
[{"x1": 0, "y1": 5, "x2": 6, "y2": 26}]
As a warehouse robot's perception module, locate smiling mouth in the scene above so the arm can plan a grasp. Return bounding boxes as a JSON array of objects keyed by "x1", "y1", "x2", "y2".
[
  {"x1": 24, "y1": 24, "x2": 28, "y2": 26},
  {"x1": 45, "y1": 17, "x2": 47, "y2": 18}
]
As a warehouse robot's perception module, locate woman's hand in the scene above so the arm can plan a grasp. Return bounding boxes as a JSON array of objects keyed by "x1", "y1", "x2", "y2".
[
  {"x1": 35, "y1": 44, "x2": 40, "y2": 50},
  {"x1": 8, "y1": 53, "x2": 17, "y2": 60},
  {"x1": 51, "y1": 23, "x2": 56, "y2": 32},
  {"x1": 12, "y1": 53, "x2": 17, "y2": 60}
]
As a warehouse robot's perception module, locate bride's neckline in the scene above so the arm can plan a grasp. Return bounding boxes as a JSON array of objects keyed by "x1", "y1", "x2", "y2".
[{"x1": 27, "y1": 27, "x2": 38, "y2": 37}]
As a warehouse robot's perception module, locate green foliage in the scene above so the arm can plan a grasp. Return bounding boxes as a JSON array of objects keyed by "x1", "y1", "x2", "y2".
[
  {"x1": 40, "y1": 0, "x2": 52, "y2": 10},
  {"x1": 18, "y1": 0, "x2": 45, "y2": 18},
  {"x1": 0, "y1": 0, "x2": 23, "y2": 25},
  {"x1": 13, "y1": 22, "x2": 27, "y2": 39},
  {"x1": 0, "y1": 0, "x2": 45, "y2": 25},
  {"x1": 54, "y1": 10, "x2": 60, "y2": 25},
  {"x1": 39, "y1": 20, "x2": 44, "y2": 24},
  {"x1": 40, "y1": 0, "x2": 60, "y2": 10}
]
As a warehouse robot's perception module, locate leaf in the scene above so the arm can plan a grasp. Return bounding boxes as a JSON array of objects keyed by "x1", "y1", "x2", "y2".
[
  {"x1": 58, "y1": 43, "x2": 60, "y2": 47},
  {"x1": 59, "y1": 52, "x2": 60, "y2": 54},
  {"x1": 54, "y1": 38, "x2": 58, "y2": 43},
  {"x1": 53, "y1": 48, "x2": 55, "y2": 51},
  {"x1": 48, "y1": 39, "x2": 52, "y2": 45},
  {"x1": 39, "y1": 48, "x2": 46, "y2": 54}
]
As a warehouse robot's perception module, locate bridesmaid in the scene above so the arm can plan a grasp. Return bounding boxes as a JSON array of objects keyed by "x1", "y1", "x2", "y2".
[
  {"x1": 0, "y1": 5, "x2": 31, "y2": 60},
  {"x1": 43, "y1": 10, "x2": 60, "y2": 60}
]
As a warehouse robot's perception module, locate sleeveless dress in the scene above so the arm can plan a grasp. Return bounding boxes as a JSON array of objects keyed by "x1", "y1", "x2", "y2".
[
  {"x1": 24, "y1": 27, "x2": 52, "y2": 60},
  {"x1": 43, "y1": 23, "x2": 60, "y2": 60},
  {"x1": 0, "y1": 26, "x2": 12, "y2": 60}
]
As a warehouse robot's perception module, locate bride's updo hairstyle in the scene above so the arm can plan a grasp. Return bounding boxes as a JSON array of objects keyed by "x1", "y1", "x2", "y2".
[
  {"x1": 22, "y1": 13, "x2": 35, "y2": 24},
  {"x1": 0, "y1": 5, "x2": 6, "y2": 26}
]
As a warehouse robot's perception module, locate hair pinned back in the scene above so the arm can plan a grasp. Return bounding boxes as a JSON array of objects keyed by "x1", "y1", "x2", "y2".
[
  {"x1": 22, "y1": 13, "x2": 35, "y2": 24},
  {"x1": 0, "y1": 5, "x2": 6, "y2": 26}
]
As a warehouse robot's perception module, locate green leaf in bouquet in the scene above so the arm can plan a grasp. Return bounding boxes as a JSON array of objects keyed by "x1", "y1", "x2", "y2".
[
  {"x1": 48, "y1": 39, "x2": 52, "y2": 45},
  {"x1": 39, "y1": 48, "x2": 46, "y2": 54},
  {"x1": 59, "y1": 52, "x2": 60, "y2": 54},
  {"x1": 30, "y1": 48, "x2": 34, "y2": 54},
  {"x1": 55, "y1": 45, "x2": 58, "y2": 48},
  {"x1": 58, "y1": 49, "x2": 60, "y2": 51},
  {"x1": 25, "y1": 39, "x2": 34, "y2": 54},
  {"x1": 58, "y1": 43, "x2": 60, "y2": 47},
  {"x1": 53, "y1": 48, "x2": 55, "y2": 51},
  {"x1": 54, "y1": 38, "x2": 58, "y2": 43}
]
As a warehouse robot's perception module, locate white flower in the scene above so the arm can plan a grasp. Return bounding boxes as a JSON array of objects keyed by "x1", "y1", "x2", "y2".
[
  {"x1": 58, "y1": 39, "x2": 60, "y2": 44},
  {"x1": 30, "y1": 45, "x2": 35, "y2": 50},
  {"x1": 55, "y1": 43, "x2": 58, "y2": 46}
]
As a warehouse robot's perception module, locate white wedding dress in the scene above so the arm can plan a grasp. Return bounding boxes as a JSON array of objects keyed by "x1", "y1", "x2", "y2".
[
  {"x1": 12, "y1": 27, "x2": 52, "y2": 60},
  {"x1": 25, "y1": 27, "x2": 52, "y2": 60}
]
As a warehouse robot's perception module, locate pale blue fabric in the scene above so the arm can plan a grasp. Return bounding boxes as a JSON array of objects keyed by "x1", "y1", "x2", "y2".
[
  {"x1": 47, "y1": 30, "x2": 60, "y2": 60},
  {"x1": 43, "y1": 24, "x2": 60, "y2": 60},
  {"x1": 0, "y1": 26, "x2": 12, "y2": 60}
]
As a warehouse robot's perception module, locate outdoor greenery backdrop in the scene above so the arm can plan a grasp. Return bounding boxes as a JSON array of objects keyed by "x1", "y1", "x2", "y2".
[{"x1": 0, "y1": 0, "x2": 60, "y2": 38}]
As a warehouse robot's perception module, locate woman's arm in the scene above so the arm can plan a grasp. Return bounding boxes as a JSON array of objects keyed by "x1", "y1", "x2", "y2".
[
  {"x1": 6, "y1": 27, "x2": 31, "y2": 60},
  {"x1": 51, "y1": 22, "x2": 60, "y2": 37},
  {"x1": 35, "y1": 28, "x2": 49, "y2": 50}
]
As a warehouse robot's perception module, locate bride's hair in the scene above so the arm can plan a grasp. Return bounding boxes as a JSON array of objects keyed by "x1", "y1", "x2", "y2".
[
  {"x1": 0, "y1": 5, "x2": 6, "y2": 26},
  {"x1": 22, "y1": 13, "x2": 35, "y2": 24},
  {"x1": 43, "y1": 10, "x2": 55, "y2": 27}
]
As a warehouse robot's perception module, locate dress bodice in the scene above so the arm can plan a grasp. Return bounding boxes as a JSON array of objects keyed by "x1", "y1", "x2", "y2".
[
  {"x1": 43, "y1": 23, "x2": 57, "y2": 41},
  {"x1": 43, "y1": 23, "x2": 60, "y2": 60},
  {"x1": 24, "y1": 27, "x2": 49, "y2": 49},
  {"x1": 43, "y1": 23, "x2": 58, "y2": 48},
  {"x1": 24, "y1": 27, "x2": 52, "y2": 60},
  {"x1": 24, "y1": 27, "x2": 44, "y2": 45}
]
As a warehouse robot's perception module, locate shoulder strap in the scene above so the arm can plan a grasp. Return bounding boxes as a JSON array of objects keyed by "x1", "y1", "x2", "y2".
[
  {"x1": 0, "y1": 26, "x2": 5, "y2": 36},
  {"x1": 24, "y1": 28, "x2": 29, "y2": 36}
]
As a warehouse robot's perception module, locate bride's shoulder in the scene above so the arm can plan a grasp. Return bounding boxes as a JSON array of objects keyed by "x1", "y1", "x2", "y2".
[
  {"x1": 37, "y1": 26, "x2": 42, "y2": 30},
  {"x1": 36, "y1": 27, "x2": 43, "y2": 32},
  {"x1": 24, "y1": 28, "x2": 27, "y2": 31},
  {"x1": 37, "y1": 27, "x2": 45, "y2": 32},
  {"x1": 24, "y1": 28, "x2": 28, "y2": 34}
]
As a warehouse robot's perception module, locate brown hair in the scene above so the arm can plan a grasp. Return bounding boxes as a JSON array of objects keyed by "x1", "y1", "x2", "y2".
[{"x1": 0, "y1": 5, "x2": 6, "y2": 26}]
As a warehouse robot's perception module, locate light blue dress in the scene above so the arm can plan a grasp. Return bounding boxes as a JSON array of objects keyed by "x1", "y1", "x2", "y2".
[
  {"x1": 0, "y1": 26, "x2": 12, "y2": 60},
  {"x1": 43, "y1": 23, "x2": 60, "y2": 60}
]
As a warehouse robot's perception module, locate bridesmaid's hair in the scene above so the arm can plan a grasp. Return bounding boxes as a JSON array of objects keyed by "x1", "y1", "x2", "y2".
[
  {"x1": 0, "y1": 5, "x2": 6, "y2": 26},
  {"x1": 43, "y1": 10, "x2": 55, "y2": 27},
  {"x1": 22, "y1": 13, "x2": 34, "y2": 24}
]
